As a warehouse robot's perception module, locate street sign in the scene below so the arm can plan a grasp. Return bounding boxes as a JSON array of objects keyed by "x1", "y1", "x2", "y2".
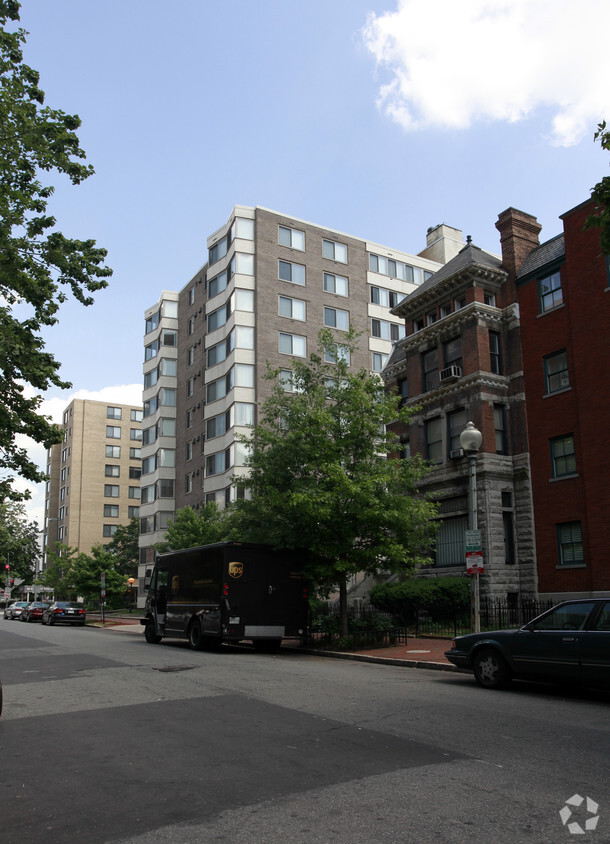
[
  {"x1": 466, "y1": 551, "x2": 484, "y2": 574},
  {"x1": 100, "y1": 588, "x2": 106, "y2": 599},
  {"x1": 465, "y1": 529, "x2": 484, "y2": 573},
  {"x1": 4, "y1": 589, "x2": 10, "y2": 601},
  {"x1": 100, "y1": 572, "x2": 106, "y2": 588}
]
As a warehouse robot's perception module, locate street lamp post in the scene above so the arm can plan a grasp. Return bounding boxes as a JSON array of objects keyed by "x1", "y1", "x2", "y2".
[{"x1": 460, "y1": 421, "x2": 483, "y2": 633}]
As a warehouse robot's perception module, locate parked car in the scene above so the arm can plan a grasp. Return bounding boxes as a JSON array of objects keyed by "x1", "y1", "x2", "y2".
[
  {"x1": 4, "y1": 601, "x2": 29, "y2": 620},
  {"x1": 445, "y1": 598, "x2": 610, "y2": 690},
  {"x1": 19, "y1": 602, "x2": 50, "y2": 623},
  {"x1": 42, "y1": 602, "x2": 87, "y2": 626}
]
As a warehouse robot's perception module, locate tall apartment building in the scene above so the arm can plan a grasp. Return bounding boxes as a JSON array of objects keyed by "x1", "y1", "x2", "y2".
[
  {"x1": 138, "y1": 206, "x2": 463, "y2": 599},
  {"x1": 516, "y1": 198, "x2": 610, "y2": 600},
  {"x1": 43, "y1": 399, "x2": 143, "y2": 566},
  {"x1": 383, "y1": 210, "x2": 541, "y2": 599}
]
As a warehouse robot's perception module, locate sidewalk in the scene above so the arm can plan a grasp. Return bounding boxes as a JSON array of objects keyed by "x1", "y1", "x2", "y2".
[{"x1": 98, "y1": 619, "x2": 458, "y2": 672}]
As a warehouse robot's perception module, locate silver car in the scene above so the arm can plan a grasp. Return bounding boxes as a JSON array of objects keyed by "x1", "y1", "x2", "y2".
[{"x1": 4, "y1": 601, "x2": 29, "y2": 620}]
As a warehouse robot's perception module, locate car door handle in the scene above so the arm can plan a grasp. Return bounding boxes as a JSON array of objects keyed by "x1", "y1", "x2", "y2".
[{"x1": 562, "y1": 636, "x2": 577, "y2": 642}]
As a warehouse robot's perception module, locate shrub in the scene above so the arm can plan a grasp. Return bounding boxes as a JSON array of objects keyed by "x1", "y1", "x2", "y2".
[{"x1": 369, "y1": 576, "x2": 470, "y2": 622}]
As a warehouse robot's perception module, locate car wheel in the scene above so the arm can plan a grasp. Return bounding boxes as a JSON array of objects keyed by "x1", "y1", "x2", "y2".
[
  {"x1": 188, "y1": 619, "x2": 203, "y2": 650},
  {"x1": 473, "y1": 648, "x2": 511, "y2": 690},
  {"x1": 144, "y1": 622, "x2": 162, "y2": 644}
]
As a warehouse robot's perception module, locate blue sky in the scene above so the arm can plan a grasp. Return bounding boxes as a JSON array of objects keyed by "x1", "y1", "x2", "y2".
[{"x1": 12, "y1": 0, "x2": 610, "y2": 520}]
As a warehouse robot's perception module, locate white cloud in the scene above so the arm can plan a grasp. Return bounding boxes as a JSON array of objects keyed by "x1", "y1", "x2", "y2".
[
  {"x1": 362, "y1": 0, "x2": 610, "y2": 147},
  {"x1": 12, "y1": 384, "x2": 142, "y2": 529}
]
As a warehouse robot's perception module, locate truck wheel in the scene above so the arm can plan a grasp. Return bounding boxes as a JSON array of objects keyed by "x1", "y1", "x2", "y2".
[
  {"x1": 473, "y1": 648, "x2": 511, "y2": 689},
  {"x1": 188, "y1": 620, "x2": 203, "y2": 650},
  {"x1": 253, "y1": 639, "x2": 281, "y2": 654},
  {"x1": 144, "y1": 622, "x2": 162, "y2": 644}
]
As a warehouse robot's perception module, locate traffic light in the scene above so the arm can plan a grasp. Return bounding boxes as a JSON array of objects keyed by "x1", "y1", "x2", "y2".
[
  {"x1": 9, "y1": 579, "x2": 14, "y2": 587},
  {"x1": 4, "y1": 563, "x2": 8, "y2": 571}
]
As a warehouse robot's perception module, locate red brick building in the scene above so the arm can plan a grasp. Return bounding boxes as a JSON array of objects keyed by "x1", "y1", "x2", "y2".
[
  {"x1": 384, "y1": 210, "x2": 541, "y2": 598},
  {"x1": 515, "y1": 198, "x2": 610, "y2": 599}
]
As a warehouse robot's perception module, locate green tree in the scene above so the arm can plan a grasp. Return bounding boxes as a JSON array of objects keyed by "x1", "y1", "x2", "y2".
[
  {"x1": 71, "y1": 545, "x2": 126, "y2": 607},
  {"x1": 37, "y1": 543, "x2": 77, "y2": 599},
  {"x1": 232, "y1": 329, "x2": 438, "y2": 636},
  {"x1": 0, "y1": 498, "x2": 40, "y2": 583},
  {"x1": 156, "y1": 503, "x2": 233, "y2": 553},
  {"x1": 106, "y1": 517, "x2": 139, "y2": 577},
  {"x1": 0, "y1": 1, "x2": 112, "y2": 500},
  {"x1": 586, "y1": 120, "x2": 610, "y2": 254}
]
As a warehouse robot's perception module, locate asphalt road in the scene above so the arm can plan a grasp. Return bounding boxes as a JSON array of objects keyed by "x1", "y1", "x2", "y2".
[{"x1": 1, "y1": 620, "x2": 609, "y2": 844}]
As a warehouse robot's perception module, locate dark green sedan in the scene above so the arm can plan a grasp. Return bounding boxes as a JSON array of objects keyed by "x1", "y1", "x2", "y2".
[{"x1": 445, "y1": 599, "x2": 610, "y2": 690}]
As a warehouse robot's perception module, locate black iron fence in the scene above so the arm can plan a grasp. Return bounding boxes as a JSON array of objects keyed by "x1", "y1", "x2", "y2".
[{"x1": 313, "y1": 597, "x2": 555, "y2": 646}]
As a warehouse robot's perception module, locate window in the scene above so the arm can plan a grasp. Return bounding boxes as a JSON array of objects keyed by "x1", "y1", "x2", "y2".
[
  {"x1": 324, "y1": 345, "x2": 350, "y2": 365},
  {"x1": 539, "y1": 270, "x2": 563, "y2": 312},
  {"x1": 422, "y1": 348, "x2": 439, "y2": 392},
  {"x1": 278, "y1": 225, "x2": 305, "y2": 250},
  {"x1": 544, "y1": 350, "x2": 569, "y2": 394},
  {"x1": 104, "y1": 484, "x2": 119, "y2": 498},
  {"x1": 372, "y1": 353, "x2": 388, "y2": 372},
  {"x1": 208, "y1": 300, "x2": 232, "y2": 332},
  {"x1": 130, "y1": 447, "x2": 141, "y2": 459},
  {"x1": 489, "y1": 331, "x2": 501, "y2": 375},
  {"x1": 159, "y1": 388, "x2": 176, "y2": 407},
  {"x1": 186, "y1": 378, "x2": 194, "y2": 398},
  {"x1": 206, "y1": 451, "x2": 229, "y2": 477},
  {"x1": 399, "y1": 437, "x2": 410, "y2": 459},
  {"x1": 107, "y1": 406, "x2": 122, "y2": 420},
  {"x1": 371, "y1": 318, "x2": 405, "y2": 342},
  {"x1": 434, "y1": 515, "x2": 468, "y2": 566},
  {"x1": 427, "y1": 311, "x2": 437, "y2": 326},
  {"x1": 129, "y1": 467, "x2": 141, "y2": 479},
  {"x1": 231, "y1": 217, "x2": 254, "y2": 241},
  {"x1": 104, "y1": 504, "x2": 119, "y2": 518},
  {"x1": 369, "y1": 253, "x2": 419, "y2": 283},
  {"x1": 187, "y1": 346, "x2": 195, "y2": 366},
  {"x1": 129, "y1": 486, "x2": 141, "y2": 500},
  {"x1": 185, "y1": 473, "x2": 192, "y2": 494},
  {"x1": 234, "y1": 288, "x2": 254, "y2": 312},
  {"x1": 447, "y1": 408, "x2": 467, "y2": 454},
  {"x1": 128, "y1": 506, "x2": 139, "y2": 519},
  {"x1": 278, "y1": 260, "x2": 305, "y2": 285},
  {"x1": 105, "y1": 465, "x2": 120, "y2": 478},
  {"x1": 187, "y1": 316, "x2": 195, "y2": 336},
  {"x1": 440, "y1": 303, "x2": 452, "y2": 318},
  {"x1": 323, "y1": 240, "x2": 347, "y2": 263},
  {"x1": 494, "y1": 405, "x2": 507, "y2": 454},
  {"x1": 551, "y1": 435, "x2": 576, "y2": 477},
  {"x1": 484, "y1": 292, "x2": 496, "y2": 307},
  {"x1": 278, "y1": 295, "x2": 306, "y2": 321},
  {"x1": 324, "y1": 273, "x2": 348, "y2": 297},
  {"x1": 103, "y1": 524, "x2": 118, "y2": 538},
  {"x1": 557, "y1": 522, "x2": 584, "y2": 567},
  {"x1": 280, "y1": 370, "x2": 298, "y2": 392},
  {"x1": 425, "y1": 417, "x2": 443, "y2": 463},
  {"x1": 106, "y1": 426, "x2": 121, "y2": 439},
  {"x1": 454, "y1": 295, "x2": 466, "y2": 310},
  {"x1": 131, "y1": 409, "x2": 143, "y2": 422},
  {"x1": 397, "y1": 378, "x2": 408, "y2": 405},
  {"x1": 105, "y1": 445, "x2": 120, "y2": 458},
  {"x1": 208, "y1": 269, "x2": 228, "y2": 299},
  {"x1": 130, "y1": 428, "x2": 142, "y2": 441},
  {"x1": 145, "y1": 311, "x2": 159, "y2": 334},
  {"x1": 502, "y1": 495, "x2": 515, "y2": 564},
  {"x1": 209, "y1": 234, "x2": 229, "y2": 266},
  {"x1": 443, "y1": 337, "x2": 462, "y2": 370},
  {"x1": 324, "y1": 307, "x2": 349, "y2": 331},
  {"x1": 279, "y1": 332, "x2": 306, "y2": 357},
  {"x1": 185, "y1": 441, "x2": 192, "y2": 461},
  {"x1": 188, "y1": 286, "x2": 195, "y2": 306}
]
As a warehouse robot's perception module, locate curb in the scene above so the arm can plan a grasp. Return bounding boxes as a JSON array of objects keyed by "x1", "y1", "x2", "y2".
[{"x1": 285, "y1": 646, "x2": 462, "y2": 672}]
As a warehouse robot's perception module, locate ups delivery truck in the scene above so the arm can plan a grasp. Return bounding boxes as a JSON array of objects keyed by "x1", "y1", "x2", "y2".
[{"x1": 141, "y1": 542, "x2": 310, "y2": 652}]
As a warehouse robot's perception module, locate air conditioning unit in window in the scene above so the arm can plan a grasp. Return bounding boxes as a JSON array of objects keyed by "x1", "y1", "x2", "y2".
[
  {"x1": 439, "y1": 365, "x2": 462, "y2": 383},
  {"x1": 449, "y1": 448, "x2": 464, "y2": 460}
]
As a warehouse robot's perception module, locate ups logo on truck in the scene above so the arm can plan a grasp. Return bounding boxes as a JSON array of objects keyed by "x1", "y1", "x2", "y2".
[{"x1": 228, "y1": 561, "x2": 243, "y2": 579}]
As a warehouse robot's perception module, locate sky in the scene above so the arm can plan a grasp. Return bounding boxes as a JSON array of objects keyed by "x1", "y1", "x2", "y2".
[{"x1": 10, "y1": 0, "x2": 610, "y2": 524}]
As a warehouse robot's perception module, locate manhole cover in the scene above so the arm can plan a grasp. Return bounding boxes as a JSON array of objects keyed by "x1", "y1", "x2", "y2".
[{"x1": 152, "y1": 665, "x2": 198, "y2": 673}]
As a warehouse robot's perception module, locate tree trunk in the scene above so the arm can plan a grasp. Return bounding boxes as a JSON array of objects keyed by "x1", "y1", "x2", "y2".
[{"x1": 339, "y1": 575, "x2": 349, "y2": 638}]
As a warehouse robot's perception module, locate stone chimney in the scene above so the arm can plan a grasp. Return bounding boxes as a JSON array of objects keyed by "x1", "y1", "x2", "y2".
[{"x1": 495, "y1": 208, "x2": 542, "y2": 278}]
